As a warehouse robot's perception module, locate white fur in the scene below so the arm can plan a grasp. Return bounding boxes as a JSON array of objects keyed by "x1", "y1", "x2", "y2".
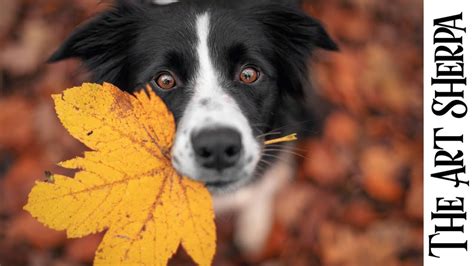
[
  {"x1": 152, "y1": 0, "x2": 179, "y2": 5},
  {"x1": 171, "y1": 12, "x2": 260, "y2": 189},
  {"x1": 214, "y1": 152, "x2": 296, "y2": 254}
]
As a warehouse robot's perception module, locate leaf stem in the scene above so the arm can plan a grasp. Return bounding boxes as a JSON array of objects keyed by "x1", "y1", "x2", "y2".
[{"x1": 264, "y1": 133, "x2": 298, "y2": 145}]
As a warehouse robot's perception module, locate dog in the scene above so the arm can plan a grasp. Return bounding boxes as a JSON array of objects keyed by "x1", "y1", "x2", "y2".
[{"x1": 48, "y1": 0, "x2": 337, "y2": 254}]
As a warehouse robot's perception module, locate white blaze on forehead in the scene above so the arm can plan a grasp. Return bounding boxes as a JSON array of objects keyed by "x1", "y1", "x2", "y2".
[
  {"x1": 192, "y1": 11, "x2": 247, "y2": 128},
  {"x1": 171, "y1": 12, "x2": 260, "y2": 186},
  {"x1": 192, "y1": 12, "x2": 254, "y2": 140},
  {"x1": 195, "y1": 13, "x2": 218, "y2": 93}
]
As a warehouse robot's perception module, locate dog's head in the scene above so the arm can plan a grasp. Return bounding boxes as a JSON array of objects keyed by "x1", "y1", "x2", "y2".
[{"x1": 49, "y1": 0, "x2": 337, "y2": 192}]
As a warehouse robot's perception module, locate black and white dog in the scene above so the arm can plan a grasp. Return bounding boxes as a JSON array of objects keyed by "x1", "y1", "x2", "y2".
[{"x1": 49, "y1": 0, "x2": 337, "y2": 253}]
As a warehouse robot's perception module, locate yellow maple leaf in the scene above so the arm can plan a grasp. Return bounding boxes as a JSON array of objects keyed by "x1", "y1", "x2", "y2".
[{"x1": 24, "y1": 83, "x2": 216, "y2": 266}]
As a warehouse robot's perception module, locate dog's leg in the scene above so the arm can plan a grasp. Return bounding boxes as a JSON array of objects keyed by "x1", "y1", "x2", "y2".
[{"x1": 234, "y1": 153, "x2": 295, "y2": 255}]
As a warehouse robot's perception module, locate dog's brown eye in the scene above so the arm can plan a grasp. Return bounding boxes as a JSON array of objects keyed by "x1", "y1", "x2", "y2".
[
  {"x1": 154, "y1": 72, "x2": 176, "y2": 90},
  {"x1": 239, "y1": 67, "x2": 260, "y2": 84}
]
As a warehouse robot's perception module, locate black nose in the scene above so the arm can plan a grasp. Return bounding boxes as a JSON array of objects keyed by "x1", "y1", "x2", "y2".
[{"x1": 191, "y1": 127, "x2": 242, "y2": 171}]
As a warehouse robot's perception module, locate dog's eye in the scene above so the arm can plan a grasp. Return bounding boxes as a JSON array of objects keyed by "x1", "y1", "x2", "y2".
[
  {"x1": 239, "y1": 67, "x2": 260, "y2": 84},
  {"x1": 153, "y1": 72, "x2": 176, "y2": 90}
]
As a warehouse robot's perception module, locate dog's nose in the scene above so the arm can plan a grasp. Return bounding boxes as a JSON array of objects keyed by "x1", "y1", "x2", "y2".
[{"x1": 191, "y1": 127, "x2": 242, "y2": 171}]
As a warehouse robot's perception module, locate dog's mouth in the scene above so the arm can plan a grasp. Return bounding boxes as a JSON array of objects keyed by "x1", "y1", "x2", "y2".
[{"x1": 204, "y1": 179, "x2": 239, "y2": 189}]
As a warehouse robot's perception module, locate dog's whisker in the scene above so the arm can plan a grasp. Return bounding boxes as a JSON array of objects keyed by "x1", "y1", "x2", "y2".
[
  {"x1": 267, "y1": 147, "x2": 307, "y2": 155},
  {"x1": 258, "y1": 127, "x2": 282, "y2": 134},
  {"x1": 258, "y1": 158, "x2": 273, "y2": 168},
  {"x1": 263, "y1": 148, "x2": 306, "y2": 159},
  {"x1": 263, "y1": 121, "x2": 324, "y2": 137},
  {"x1": 256, "y1": 131, "x2": 282, "y2": 139},
  {"x1": 260, "y1": 126, "x2": 285, "y2": 134},
  {"x1": 266, "y1": 120, "x2": 312, "y2": 133},
  {"x1": 254, "y1": 164, "x2": 267, "y2": 177},
  {"x1": 261, "y1": 153, "x2": 294, "y2": 165},
  {"x1": 265, "y1": 145, "x2": 306, "y2": 152},
  {"x1": 265, "y1": 143, "x2": 307, "y2": 152},
  {"x1": 251, "y1": 123, "x2": 268, "y2": 127},
  {"x1": 262, "y1": 153, "x2": 281, "y2": 159}
]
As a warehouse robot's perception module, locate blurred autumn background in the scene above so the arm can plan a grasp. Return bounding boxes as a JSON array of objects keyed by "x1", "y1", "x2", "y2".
[{"x1": 0, "y1": 0, "x2": 422, "y2": 265}]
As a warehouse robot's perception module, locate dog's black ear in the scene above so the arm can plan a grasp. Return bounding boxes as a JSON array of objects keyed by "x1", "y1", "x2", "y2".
[
  {"x1": 48, "y1": 0, "x2": 145, "y2": 89},
  {"x1": 254, "y1": 4, "x2": 338, "y2": 52},
  {"x1": 252, "y1": 5, "x2": 338, "y2": 98}
]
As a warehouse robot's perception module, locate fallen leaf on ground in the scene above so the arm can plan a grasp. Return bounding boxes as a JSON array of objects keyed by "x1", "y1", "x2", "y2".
[{"x1": 24, "y1": 83, "x2": 216, "y2": 266}]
